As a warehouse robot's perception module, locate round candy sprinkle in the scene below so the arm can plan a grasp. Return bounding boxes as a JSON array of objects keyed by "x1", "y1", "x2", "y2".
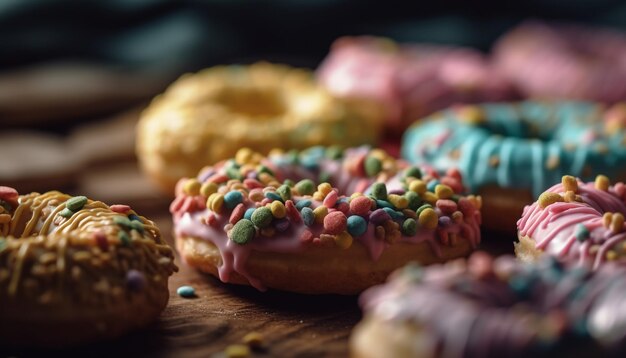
[
  {"x1": 264, "y1": 191, "x2": 283, "y2": 202},
  {"x1": 371, "y1": 183, "x2": 387, "y2": 200},
  {"x1": 276, "y1": 184, "x2": 292, "y2": 201},
  {"x1": 295, "y1": 179, "x2": 315, "y2": 196},
  {"x1": 296, "y1": 199, "x2": 312, "y2": 210},
  {"x1": 251, "y1": 207, "x2": 272, "y2": 228},
  {"x1": 317, "y1": 183, "x2": 333, "y2": 196},
  {"x1": 375, "y1": 199, "x2": 393, "y2": 209},
  {"x1": 438, "y1": 216, "x2": 452, "y2": 227},
  {"x1": 575, "y1": 224, "x2": 590, "y2": 242},
  {"x1": 347, "y1": 215, "x2": 367, "y2": 237},
  {"x1": 435, "y1": 184, "x2": 453, "y2": 199},
  {"x1": 177, "y1": 285, "x2": 196, "y2": 298},
  {"x1": 426, "y1": 180, "x2": 440, "y2": 193},
  {"x1": 274, "y1": 218, "x2": 290, "y2": 232},
  {"x1": 59, "y1": 208, "x2": 74, "y2": 218},
  {"x1": 436, "y1": 199, "x2": 457, "y2": 214},
  {"x1": 313, "y1": 205, "x2": 328, "y2": 224},
  {"x1": 66, "y1": 196, "x2": 88, "y2": 212},
  {"x1": 323, "y1": 211, "x2": 347, "y2": 234},
  {"x1": 409, "y1": 180, "x2": 427, "y2": 194},
  {"x1": 270, "y1": 201, "x2": 286, "y2": 218},
  {"x1": 334, "y1": 231, "x2": 353, "y2": 249},
  {"x1": 388, "y1": 194, "x2": 408, "y2": 209},
  {"x1": 404, "y1": 191, "x2": 421, "y2": 210},
  {"x1": 415, "y1": 204, "x2": 433, "y2": 217},
  {"x1": 208, "y1": 193, "x2": 225, "y2": 212},
  {"x1": 322, "y1": 190, "x2": 338, "y2": 208},
  {"x1": 301, "y1": 207, "x2": 315, "y2": 227},
  {"x1": 364, "y1": 156, "x2": 382, "y2": 177},
  {"x1": 401, "y1": 218, "x2": 417, "y2": 236},
  {"x1": 126, "y1": 269, "x2": 146, "y2": 292},
  {"x1": 183, "y1": 179, "x2": 201, "y2": 196},
  {"x1": 243, "y1": 208, "x2": 255, "y2": 220},
  {"x1": 595, "y1": 175, "x2": 610, "y2": 191},
  {"x1": 383, "y1": 207, "x2": 404, "y2": 220},
  {"x1": 418, "y1": 208, "x2": 438, "y2": 229},
  {"x1": 404, "y1": 167, "x2": 422, "y2": 179},
  {"x1": 0, "y1": 186, "x2": 18, "y2": 202},
  {"x1": 349, "y1": 196, "x2": 372, "y2": 216},
  {"x1": 369, "y1": 209, "x2": 391, "y2": 225},
  {"x1": 224, "y1": 191, "x2": 244, "y2": 209},
  {"x1": 225, "y1": 344, "x2": 250, "y2": 358},
  {"x1": 229, "y1": 219, "x2": 256, "y2": 244},
  {"x1": 110, "y1": 204, "x2": 131, "y2": 213}
]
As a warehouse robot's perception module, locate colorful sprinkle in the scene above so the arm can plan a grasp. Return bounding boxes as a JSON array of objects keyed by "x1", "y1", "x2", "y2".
[
  {"x1": 426, "y1": 180, "x2": 439, "y2": 193},
  {"x1": 248, "y1": 189, "x2": 264, "y2": 202},
  {"x1": 435, "y1": 184, "x2": 453, "y2": 199},
  {"x1": 369, "y1": 208, "x2": 391, "y2": 225},
  {"x1": 418, "y1": 208, "x2": 438, "y2": 229},
  {"x1": 274, "y1": 218, "x2": 290, "y2": 232},
  {"x1": 405, "y1": 191, "x2": 421, "y2": 210},
  {"x1": 561, "y1": 175, "x2": 578, "y2": 192},
  {"x1": 243, "y1": 208, "x2": 255, "y2": 220},
  {"x1": 301, "y1": 207, "x2": 315, "y2": 227},
  {"x1": 270, "y1": 201, "x2": 286, "y2": 219},
  {"x1": 295, "y1": 199, "x2": 312, "y2": 210},
  {"x1": 436, "y1": 199, "x2": 457, "y2": 214},
  {"x1": 177, "y1": 285, "x2": 196, "y2": 298},
  {"x1": 0, "y1": 186, "x2": 18, "y2": 202},
  {"x1": 595, "y1": 175, "x2": 610, "y2": 191},
  {"x1": 323, "y1": 211, "x2": 347, "y2": 234},
  {"x1": 611, "y1": 213, "x2": 625, "y2": 233},
  {"x1": 229, "y1": 219, "x2": 256, "y2": 244},
  {"x1": 313, "y1": 205, "x2": 328, "y2": 224},
  {"x1": 538, "y1": 192, "x2": 564, "y2": 209},
  {"x1": 382, "y1": 207, "x2": 404, "y2": 220},
  {"x1": 251, "y1": 207, "x2": 272, "y2": 228},
  {"x1": 364, "y1": 155, "x2": 382, "y2": 176},
  {"x1": 126, "y1": 270, "x2": 146, "y2": 292},
  {"x1": 409, "y1": 180, "x2": 427, "y2": 194},
  {"x1": 224, "y1": 191, "x2": 244, "y2": 209},
  {"x1": 118, "y1": 231, "x2": 131, "y2": 246},
  {"x1": 334, "y1": 231, "x2": 353, "y2": 249},
  {"x1": 349, "y1": 196, "x2": 372, "y2": 216},
  {"x1": 59, "y1": 208, "x2": 74, "y2": 218},
  {"x1": 295, "y1": 179, "x2": 315, "y2": 196},
  {"x1": 575, "y1": 224, "x2": 590, "y2": 242},
  {"x1": 229, "y1": 203, "x2": 246, "y2": 224},
  {"x1": 388, "y1": 194, "x2": 408, "y2": 209},
  {"x1": 371, "y1": 183, "x2": 387, "y2": 200},
  {"x1": 276, "y1": 184, "x2": 292, "y2": 201},
  {"x1": 183, "y1": 179, "x2": 201, "y2": 196},
  {"x1": 207, "y1": 193, "x2": 225, "y2": 212},
  {"x1": 322, "y1": 190, "x2": 338, "y2": 208},
  {"x1": 264, "y1": 191, "x2": 283, "y2": 202},
  {"x1": 347, "y1": 215, "x2": 367, "y2": 237},
  {"x1": 110, "y1": 204, "x2": 131, "y2": 213},
  {"x1": 66, "y1": 196, "x2": 88, "y2": 211},
  {"x1": 404, "y1": 167, "x2": 422, "y2": 179},
  {"x1": 401, "y1": 218, "x2": 417, "y2": 236}
]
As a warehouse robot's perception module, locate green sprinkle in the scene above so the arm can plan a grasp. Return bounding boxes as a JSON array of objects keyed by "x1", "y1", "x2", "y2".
[
  {"x1": 251, "y1": 207, "x2": 273, "y2": 228},
  {"x1": 283, "y1": 179, "x2": 295, "y2": 188},
  {"x1": 130, "y1": 221, "x2": 144, "y2": 232},
  {"x1": 295, "y1": 179, "x2": 315, "y2": 196},
  {"x1": 575, "y1": 224, "x2": 590, "y2": 242},
  {"x1": 59, "y1": 208, "x2": 74, "y2": 218},
  {"x1": 405, "y1": 191, "x2": 422, "y2": 211},
  {"x1": 113, "y1": 216, "x2": 133, "y2": 229},
  {"x1": 371, "y1": 183, "x2": 387, "y2": 200},
  {"x1": 229, "y1": 219, "x2": 256, "y2": 245},
  {"x1": 226, "y1": 167, "x2": 243, "y2": 181},
  {"x1": 401, "y1": 218, "x2": 417, "y2": 236},
  {"x1": 415, "y1": 204, "x2": 433, "y2": 217},
  {"x1": 177, "y1": 285, "x2": 196, "y2": 298},
  {"x1": 277, "y1": 184, "x2": 292, "y2": 201},
  {"x1": 65, "y1": 196, "x2": 88, "y2": 211},
  {"x1": 325, "y1": 146, "x2": 343, "y2": 160},
  {"x1": 404, "y1": 167, "x2": 422, "y2": 179},
  {"x1": 118, "y1": 231, "x2": 131, "y2": 246},
  {"x1": 257, "y1": 165, "x2": 274, "y2": 177},
  {"x1": 364, "y1": 156, "x2": 382, "y2": 177}
]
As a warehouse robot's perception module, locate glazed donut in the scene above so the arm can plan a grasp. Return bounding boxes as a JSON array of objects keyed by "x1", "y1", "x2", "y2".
[
  {"x1": 137, "y1": 62, "x2": 383, "y2": 193},
  {"x1": 0, "y1": 186, "x2": 177, "y2": 347},
  {"x1": 352, "y1": 252, "x2": 626, "y2": 358},
  {"x1": 401, "y1": 101, "x2": 626, "y2": 232},
  {"x1": 317, "y1": 36, "x2": 515, "y2": 136},
  {"x1": 172, "y1": 146, "x2": 482, "y2": 294},
  {"x1": 494, "y1": 20, "x2": 626, "y2": 103},
  {"x1": 516, "y1": 174, "x2": 626, "y2": 268}
]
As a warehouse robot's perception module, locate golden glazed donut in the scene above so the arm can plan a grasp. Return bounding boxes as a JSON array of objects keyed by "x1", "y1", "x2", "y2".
[
  {"x1": 0, "y1": 186, "x2": 177, "y2": 348},
  {"x1": 172, "y1": 146, "x2": 482, "y2": 295},
  {"x1": 137, "y1": 62, "x2": 383, "y2": 193}
]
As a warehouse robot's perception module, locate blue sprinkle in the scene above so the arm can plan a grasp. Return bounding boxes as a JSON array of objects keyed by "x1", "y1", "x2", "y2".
[
  {"x1": 426, "y1": 180, "x2": 440, "y2": 192},
  {"x1": 224, "y1": 191, "x2": 244, "y2": 209},
  {"x1": 265, "y1": 192, "x2": 283, "y2": 202},
  {"x1": 336, "y1": 197, "x2": 350, "y2": 204},
  {"x1": 383, "y1": 207, "x2": 404, "y2": 220},
  {"x1": 244, "y1": 208, "x2": 255, "y2": 220},
  {"x1": 177, "y1": 285, "x2": 196, "y2": 298},
  {"x1": 128, "y1": 214, "x2": 141, "y2": 221},
  {"x1": 275, "y1": 218, "x2": 290, "y2": 232},
  {"x1": 575, "y1": 224, "x2": 590, "y2": 242},
  {"x1": 347, "y1": 215, "x2": 367, "y2": 237},
  {"x1": 376, "y1": 200, "x2": 394, "y2": 209},
  {"x1": 296, "y1": 199, "x2": 312, "y2": 210},
  {"x1": 301, "y1": 207, "x2": 315, "y2": 227}
]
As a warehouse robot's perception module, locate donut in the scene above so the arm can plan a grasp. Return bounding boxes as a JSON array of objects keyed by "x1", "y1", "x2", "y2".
[
  {"x1": 317, "y1": 36, "x2": 516, "y2": 136},
  {"x1": 137, "y1": 62, "x2": 383, "y2": 193},
  {"x1": 352, "y1": 252, "x2": 626, "y2": 358},
  {"x1": 401, "y1": 101, "x2": 626, "y2": 232},
  {"x1": 494, "y1": 20, "x2": 626, "y2": 103},
  {"x1": 172, "y1": 146, "x2": 482, "y2": 294},
  {"x1": 0, "y1": 186, "x2": 178, "y2": 347},
  {"x1": 516, "y1": 174, "x2": 626, "y2": 268}
]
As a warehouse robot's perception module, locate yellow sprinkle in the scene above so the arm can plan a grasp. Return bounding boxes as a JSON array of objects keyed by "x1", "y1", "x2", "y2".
[
  {"x1": 317, "y1": 183, "x2": 332, "y2": 196},
  {"x1": 538, "y1": 192, "x2": 564, "y2": 209},
  {"x1": 467, "y1": 195, "x2": 482, "y2": 210},
  {"x1": 595, "y1": 175, "x2": 610, "y2": 191},
  {"x1": 561, "y1": 175, "x2": 578, "y2": 192},
  {"x1": 313, "y1": 205, "x2": 328, "y2": 224},
  {"x1": 258, "y1": 172, "x2": 275, "y2": 185},
  {"x1": 606, "y1": 250, "x2": 618, "y2": 261},
  {"x1": 603, "y1": 212, "x2": 613, "y2": 228},
  {"x1": 225, "y1": 344, "x2": 251, "y2": 358},
  {"x1": 422, "y1": 191, "x2": 438, "y2": 205},
  {"x1": 435, "y1": 184, "x2": 453, "y2": 199},
  {"x1": 409, "y1": 180, "x2": 427, "y2": 194},
  {"x1": 334, "y1": 231, "x2": 353, "y2": 249},
  {"x1": 452, "y1": 211, "x2": 464, "y2": 223},
  {"x1": 235, "y1": 147, "x2": 254, "y2": 165},
  {"x1": 248, "y1": 191, "x2": 264, "y2": 202},
  {"x1": 369, "y1": 148, "x2": 388, "y2": 161},
  {"x1": 243, "y1": 332, "x2": 264, "y2": 348},
  {"x1": 350, "y1": 192, "x2": 363, "y2": 200},
  {"x1": 207, "y1": 193, "x2": 224, "y2": 212},
  {"x1": 563, "y1": 191, "x2": 577, "y2": 203},
  {"x1": 270, "y1": 201, "x2": 286, "y2": 219},
  {"x1": 388, "y1": 194, "x2": 408, "y2": 209},
  {"x1": 459, "y1": 105, "x2": 485, "y2": 125},
  {"x1": 183, "y1": 179, "x2": 201, "y2": 196},
  {"x1": 418, "y1": 208, "x2": 438, "y2": 230},
  {"x1": 611, "y1": 212, "x2": 625, "y2": 233}
]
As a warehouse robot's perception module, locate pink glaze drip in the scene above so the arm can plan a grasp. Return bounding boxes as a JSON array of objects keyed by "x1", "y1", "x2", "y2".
[{"x1": 518, "y1": 179, "x2": 626, "y2": 268}]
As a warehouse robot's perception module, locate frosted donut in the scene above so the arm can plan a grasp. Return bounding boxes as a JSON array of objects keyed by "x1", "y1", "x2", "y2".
[
  {"x1": 401, "y1": 101, "x2": 626, "y2": 232},
  {"x1": 172, "y1": 146, "x2": 482, "y2": 294},
  {"x1": 494, "y1": 20, "x2": 626, "y2": 103},
  {"x1": 137, "y1": 62, "x2": 383, "y2": 193},
  {"x1": 317, "y1": 36, "x2": 515, "y2": 135},
  {"x1": 352, "y1": 252, "x2": 626, "y2": 358},
  {"x1": 0, "y1": 186, "x2": 177, "y2": 347},
  {"x1": 516, "y1": 175, "x2": 626, "y2": 268}
]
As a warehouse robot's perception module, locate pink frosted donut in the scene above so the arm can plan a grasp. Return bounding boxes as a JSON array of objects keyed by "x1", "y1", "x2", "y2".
[
  {"x1": 494, "y1": 21, "x2": 626, "y2": 103},
  {"x1": 317, "y1": 36, "x2": 516, "y2": 135},
  {"x1": 517, "y1": 175, "x2": 626, "y2": 268}
]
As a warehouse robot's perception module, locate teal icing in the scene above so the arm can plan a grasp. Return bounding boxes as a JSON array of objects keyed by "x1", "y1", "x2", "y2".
[{"x1": 401, "y1": 101, "x2": 626, "y2": 196}]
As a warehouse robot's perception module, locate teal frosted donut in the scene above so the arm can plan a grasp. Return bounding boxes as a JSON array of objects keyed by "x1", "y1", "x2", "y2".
[{"x1": 401, "y1": 101, "x2": 626, "y2": 231}]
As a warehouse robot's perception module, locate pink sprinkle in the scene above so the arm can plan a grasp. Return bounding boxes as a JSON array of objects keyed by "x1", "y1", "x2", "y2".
[
  {"x1": 169, "y1": 196, "x2": 185, "y2": 214},
  {"x1": 615, "y1": 182, "x2": 626, "y2": 198},
  {"x1": 351, "y1": 153, "x2": 367, "y2": 177},
  {"x1": 207, "y1": 173, "x2": 229, "y2": 184},
  {"x1": 436, "y1": 199, "x2": 458, "y2": 215},
  {"x1": 300, "y1": 230, "x2": 314, "y2": 243},
  {"x1": 285, "y1": 200, "x2": 302, "y2": 223},
  {"x1": 0, "y1": 186, "x2": 18, "y2": 202},
  {"x1": 195, "y1": 197, "x2": 206, "y2": 210},
  {"x1": 110, "y1": 204, "x2": 131, "y2": 214},
  {"x1": 94, "y1": 232, "x2": 109, "y2": 251},
  {"x1": 229, "y1": 203, "x2": 245, "y2": 224},
  {"x1": 323, "y1": 211, "x2": 347, "y2": 234},
  {"x1": 180, "y1": 197, "x2": 197, "y2": 213},
  {"x1": 446, "y1": 168, "x2": 463, "y2": 181},
  {"x1": 441, "y1": 177, "x2": 463, "y2": 193},
  {"x1": 458, "y1": 198, "x2": 476, "y2": 217},
  {"x1": 206, "y1": 213, "x2": 218, "y2": 227},
  {"x1": 260, "y1": 198, "x2": 272, "y2": 206},
  {"x1": 349, "y1": 196, "x2": 372, "y2": 216},
  {"x1": 323, "y1": 190, "x2": 339, "y2": 207},
  {"x1": 336, "y1": 201, "x2": 350, "y2": 214},
  {"x1": 244, "y1": 178, "x2": 264, "y2": 189}
]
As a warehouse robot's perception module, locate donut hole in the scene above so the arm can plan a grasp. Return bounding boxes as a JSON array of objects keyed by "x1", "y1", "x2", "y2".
[{"x1": 216, "y1": 88, "x2": 286, "y2": 117}]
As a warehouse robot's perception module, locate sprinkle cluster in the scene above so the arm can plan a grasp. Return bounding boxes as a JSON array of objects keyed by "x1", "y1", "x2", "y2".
[{"x1": 174, "y1": 147, "x2": 481, "y2": 249}]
